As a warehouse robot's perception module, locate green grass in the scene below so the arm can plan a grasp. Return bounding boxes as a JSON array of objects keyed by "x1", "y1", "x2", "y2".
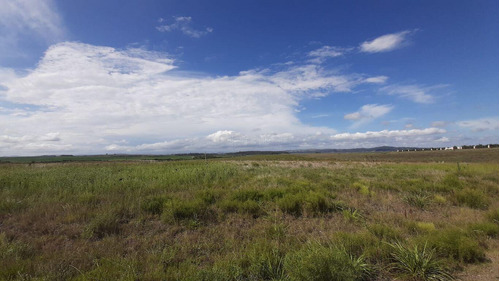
[{"x1": 0, "y1": 149, "x2": 497, "y2": 280}]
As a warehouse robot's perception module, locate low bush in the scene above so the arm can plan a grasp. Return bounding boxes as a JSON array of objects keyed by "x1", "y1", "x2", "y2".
[
  {"x1": 277, "y1": 194, "x2": 303, "y2": 217},
  {"x1": 141, "y1": 196, "x2": 167, "y2": 215},
  {"x1": 468, "y1": 222, "x2": 498, "y2": 238},
  {"x1": 368, "y1": 224, "x2": 401, "y2": 241},
  {"x1": 285, "y1": 241, "x2": 373, "y2": 281},
  {"x1": 454, "y1": 188, "x2": 488, "y2": 209},
  {"x1": 82, "y1": 207, "x2": 131, "y2": 239},
  {"x1": 239, "y1": 200, "x2": 263, "y2": 217},
  {"x1": 485, "y1": 207, "x2": 499, "y2": 223},
  {"x1": 232, "y1": 188, "x2": 264, "y2": 202},
  {"x1": 417, "y1": 229, "x2": 485, "y2": 263},
  {"x1": 162, "y1": 199, "x2": 213, "y2": 224}
]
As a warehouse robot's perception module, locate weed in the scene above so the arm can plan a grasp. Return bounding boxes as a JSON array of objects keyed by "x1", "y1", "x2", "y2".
[
  {"x1": 389, "y1": 241, "x2": 454, "y2": 281},
  {"x1": 343, "y1": 208, "x2": 364, "y2": 223},
  {"x1": 404, "y1": 192, "x2": 431, "y2": 210}
]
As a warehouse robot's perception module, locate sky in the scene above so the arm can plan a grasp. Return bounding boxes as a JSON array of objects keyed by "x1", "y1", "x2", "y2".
[{"x1": 0, "y1": 0, "x2": 498, "y2": 156}]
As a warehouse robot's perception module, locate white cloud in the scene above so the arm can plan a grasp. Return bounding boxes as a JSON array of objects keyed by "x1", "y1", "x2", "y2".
[
  {"x1": 363, "y1": 76, "x2": 388, "y2": 84},
  {"x1": 156, "y1": 16, "x2": 213, "y2": 38},
  {"x1": 360, "y1": 31, "x2": 411, "y2": 53},
  {"x1": 330, "y1": 128, "x2": 446, "y2": 141},
  {"x1": 1, "y1": 42, "x2": 390, "y2": 155},
  {"x1": 307, "y1": 46, "x2": 349, "y2": 63},
  {"x1": 344, "y1": 104, "x2": 393, "y2": 128},
  {"x1": 457, "y1": 117, "x2": 499, "y2": 132},
  {"x1": 435, "y1": 137, "x2": 449, "y2": 142},
  {"x1": 380, "y1": 84, "x2": 445, "y2": 104},
  {"x1": 0, "y1": 0, "x2": 65, "y2": 60}
]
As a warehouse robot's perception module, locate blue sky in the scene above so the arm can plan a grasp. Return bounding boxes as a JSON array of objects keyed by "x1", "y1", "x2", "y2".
[{"x1": 0, "y1": 0, "x2": 498, "y2": 155}]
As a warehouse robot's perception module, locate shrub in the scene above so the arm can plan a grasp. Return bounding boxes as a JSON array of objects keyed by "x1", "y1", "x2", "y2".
[
  {"x1": 389, "y1": 241, "x2": 454, "y2": 281},
  {"x1": 246, "y1": 241, "x2": 287, "y2": 280},
  {"x1": 407, "y1": 221, "x2": 436, "y2": 234},
  {"x1": 418, "y1": 229, "x2": 485, "y2": 263},
  {"x1": 368, "y1": 224, "x2": 401, "y2": 241},
  {"x1": 232, "y1": 189, "x2": 264, "y2": 202},
  {"x1": 218, "y1": 199, "x2": 239, "y2": 213},
  {"x1": 162, "y1": 199, "x2": 212, "y2": 223},
  {"x1": 239, "y1": 200, "x2": 263, "y2": 217},
  {"x1": 262, "y1": 188, "x2": 286, "y2": 201},
  {"x1": 485, "y1": 207, "x2": 498, "y2": 223},
  {"x1": 196, "y1": 189, "x2": 222, "y2": 205},
  {"x1": 440, "y1": 174, "x2": 462, "y2": 191},
  {"x1": 141, "y1": 196, "x2": 167, "y2": 215},
  {"x1": 433, "y1": 194, "x2": 447, "y2": 205},
  {"x1": 285, "y1": 241, "x2": 373, "y2": 281},
  {"x1": 454, "y1": 188, "x2": 488, "y2": 209},
  {"x1": 303, "y1": 191, "x2": 334, "y2": 216},
  {"x1": 468, "y1": 222, "x2": 498, "y2": 238},
  {"x1": 277, "y1": 194, "x2": 303, "y2": 217},
  {"x1": 352, "y1": 182, "x2": 374, "y2": 197},
  {"x1": 82, "y1": 208, "x2": 130, "y2": 239}
]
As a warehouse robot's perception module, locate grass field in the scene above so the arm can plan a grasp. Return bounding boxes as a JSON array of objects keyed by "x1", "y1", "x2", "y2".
[{"x1": 0, "y1": 149, "x2": 498, "y2": 280}]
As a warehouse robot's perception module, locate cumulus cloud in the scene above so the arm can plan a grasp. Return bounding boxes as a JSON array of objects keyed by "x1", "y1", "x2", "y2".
[
  {"x1": 344, "y1": 104, "x2": 393, "y2": 128},
  {"x1": 379, "y1": 84, "x2": 446, "y2": 104},
  {"x1": 156, "y1": 16, "x2": 213, "y2": 38},
  {"x1": 360, "y1": 31, "x2": 411, "y2": 53},
  {"x1": 457, "y1": 117, "x2": 499, "y2": 132},
  {"x1": 1, "y1": 42, "x2": 392, "y2": 155}
]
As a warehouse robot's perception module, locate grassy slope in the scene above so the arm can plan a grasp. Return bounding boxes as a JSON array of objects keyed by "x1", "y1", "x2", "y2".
[{"x1": 0, "y1": 149, "x2": 498, "y2": 280}]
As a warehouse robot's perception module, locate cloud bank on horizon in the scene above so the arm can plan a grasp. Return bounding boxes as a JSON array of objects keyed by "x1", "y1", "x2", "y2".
[{"x1": 0, "y1": 0, "x2": 497, "y2": 156}]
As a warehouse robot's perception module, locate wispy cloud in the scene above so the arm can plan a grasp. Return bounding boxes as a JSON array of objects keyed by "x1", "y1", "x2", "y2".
[
  {"x1": 330, "y1": 127, "x2": 446, "y2": 141},
  {"x1": 156, "y1": 16, "x2": 213, "y2": 38},
  {"x1": 457, "y1": 117, "x2": 499, "y2": 132},
  {"x1": 360, "y1": 31, "x2": 411, "y2": 53},
  {"x1": 0, "y1": 0, "x2": 65, "y2": 60},
  {"x1": 380, "y1": 84, "x2": 446, "y2": 104},
  {"x1": 307, "y1": 46, "x2": 350, "y2": 64},
  {"x1": 344, "y1": 104, "x2": 393, "y2": 128}
]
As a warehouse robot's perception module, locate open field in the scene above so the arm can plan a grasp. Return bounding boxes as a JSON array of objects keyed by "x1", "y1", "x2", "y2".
[{"x1": 0, "y1": 149, "x2": 498, "y2": 280}]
